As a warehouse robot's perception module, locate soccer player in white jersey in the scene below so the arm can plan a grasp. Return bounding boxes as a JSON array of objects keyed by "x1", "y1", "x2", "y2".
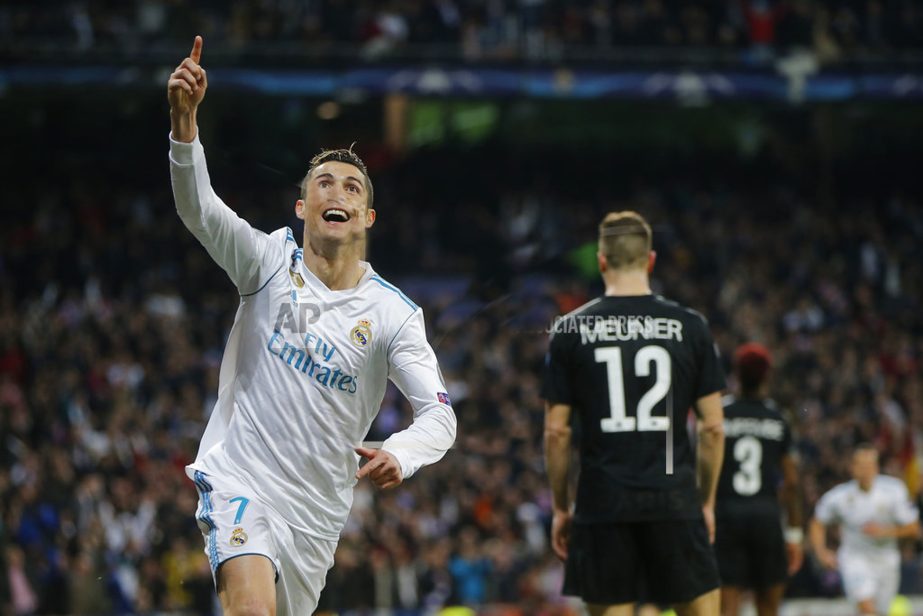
[
  {"x1": 810, "y1": 444, "x2": 920, "y2": 616},
  {"x1": 167, "y1": 37, "x2": 457, "y2": 615}
]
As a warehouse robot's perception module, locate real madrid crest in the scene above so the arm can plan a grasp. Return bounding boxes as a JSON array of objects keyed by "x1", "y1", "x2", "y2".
[
  {"x1": 350, "y1": 319, "x2": 373, "y2": 348},
  {"x1": 229, "y1": 527, "x2": 248, "y2": 547},
  {"x1": 289, "y1": 248, "x2": 305, "y2": 288},
  {"x1": 289, "y1": 270, "x2": 305, "y2": 288}
]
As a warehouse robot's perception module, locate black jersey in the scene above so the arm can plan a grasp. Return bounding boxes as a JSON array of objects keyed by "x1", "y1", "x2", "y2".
[
  {"x1": 715, "y1": 396, "x2": 794, "y2": 519},
  {"x1": 542, "y1": 295, "x2": 726, "y2": 523}
]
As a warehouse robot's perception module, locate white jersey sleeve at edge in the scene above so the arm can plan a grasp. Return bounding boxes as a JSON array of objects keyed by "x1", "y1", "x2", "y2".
[
  {"x1": 884, "y1": 476, "x2": 919, "y2": 525},
  {"x1": 814, "y1": 484, "x2": 842, "y2": 525},
  {"x1": 169, "y1": 131, "x2": 274, "y2": 294},
  {"x1": 381, "y1": 309, "x2": 457, "y2": 480}
]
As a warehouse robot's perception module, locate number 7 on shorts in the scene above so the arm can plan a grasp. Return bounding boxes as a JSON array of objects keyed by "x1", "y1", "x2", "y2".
[{"x1": 229, "y1": 496, "x2": 250, "y2": 524}]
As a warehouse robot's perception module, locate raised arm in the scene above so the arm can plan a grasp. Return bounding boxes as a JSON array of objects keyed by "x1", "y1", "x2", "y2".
[
  {"x1": 168, "y1": 36, "x2": 206, "y2": 143},
  {"x1": 167, "y1": 36, "x2": 273, "y2": 294}
]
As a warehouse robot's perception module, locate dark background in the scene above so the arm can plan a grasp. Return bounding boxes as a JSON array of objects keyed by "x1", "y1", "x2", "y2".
[{"x1": 2, "y1": 1, "x2": 923, "y2": 614}]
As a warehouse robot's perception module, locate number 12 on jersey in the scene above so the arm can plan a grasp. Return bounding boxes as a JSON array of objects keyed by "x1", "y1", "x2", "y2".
[
  {"x1": 595, "y1": 345, "x2": 672, "y2": 432},
  {"x1": 595, "y1": 345, "x2": 675, "y2": 473}
]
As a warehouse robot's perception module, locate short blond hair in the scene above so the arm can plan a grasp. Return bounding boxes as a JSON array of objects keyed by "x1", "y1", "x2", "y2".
[{"x1": 598, "y1": 211, "x2": 652, "y2": 270}]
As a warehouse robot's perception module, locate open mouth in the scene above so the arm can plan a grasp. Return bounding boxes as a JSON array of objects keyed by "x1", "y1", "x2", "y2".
[{"x1": 322, "y1": 208, "x2": 350, "y2": 223}]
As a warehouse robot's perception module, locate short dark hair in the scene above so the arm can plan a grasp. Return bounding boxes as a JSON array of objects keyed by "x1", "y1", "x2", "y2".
[
  {"x1": 301, "y1": 146, "x2": 374, "y2": 208},
  {"x1": 853, "y1": 443, "x2": 879, "y2": 459}
]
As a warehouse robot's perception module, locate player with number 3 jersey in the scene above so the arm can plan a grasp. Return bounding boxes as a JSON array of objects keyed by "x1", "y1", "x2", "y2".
[
  {"x1": 543, "y1": 211, "x2": 726, "y2": 616},
  {"x1": 715, "y1": 343, "x2": 803, "y2": 616}
]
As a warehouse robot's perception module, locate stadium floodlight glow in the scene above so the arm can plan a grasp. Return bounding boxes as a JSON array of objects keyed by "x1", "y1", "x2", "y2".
[{"x1": 317, "y1": 100, "x2": 340, "y2": 120}]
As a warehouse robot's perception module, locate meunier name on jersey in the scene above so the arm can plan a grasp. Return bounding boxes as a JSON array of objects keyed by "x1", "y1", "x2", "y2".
[{"x1": 553, "y1": 315, "x2": 684, "y2": 345}]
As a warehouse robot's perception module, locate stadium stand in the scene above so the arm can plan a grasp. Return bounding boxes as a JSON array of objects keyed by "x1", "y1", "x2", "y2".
[
  {"x1": 3, "y1": 0, "x2": 922, "y2": 63},
  {"x1": 1, "y1": 123, "x2": 922, "y2": 612},
  {"x1": 2, "y1": 2, "x2": 923, "y2": 615}
]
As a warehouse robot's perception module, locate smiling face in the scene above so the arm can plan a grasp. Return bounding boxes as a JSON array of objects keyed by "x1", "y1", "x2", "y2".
[{"x1": 296, "y1": 160, "x2": 376, "y2": 247}]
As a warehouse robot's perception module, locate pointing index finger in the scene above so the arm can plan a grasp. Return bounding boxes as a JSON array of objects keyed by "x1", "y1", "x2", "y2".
[{"x1": 190, "y1": 35, "x2": 203, "y2": 64}]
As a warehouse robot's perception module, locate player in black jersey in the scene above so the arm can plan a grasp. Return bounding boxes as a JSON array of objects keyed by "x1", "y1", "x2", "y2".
[
  {"x1": 543, "y1": 211, "x2": 726, "y2": 616},
  {"x1": 715, "y1": 343, "x2": 803, "y2": 616}
]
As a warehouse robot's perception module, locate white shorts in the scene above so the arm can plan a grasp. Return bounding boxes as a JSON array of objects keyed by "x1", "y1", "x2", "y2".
[
  {"x1": 191, "y1": 470, "x2": 337, "y2": 615},
  {"x1": 839, "y1": 550, "x2": 900, "y2": 614}
]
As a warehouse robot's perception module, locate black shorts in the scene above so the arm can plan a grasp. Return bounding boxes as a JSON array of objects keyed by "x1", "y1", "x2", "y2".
[
  {"x1": 714, "y1": 514, "x2": 787, "y2": 590},
  {"x1": 563, "y1": 518, "x2": 720, "y2": 606}
]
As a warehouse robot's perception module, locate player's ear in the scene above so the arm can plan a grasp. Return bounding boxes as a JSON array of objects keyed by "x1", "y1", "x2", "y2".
[
  {"x1": 366, "y1": 208, "x2": 376, "y2": 228},
  {"x1": 647, "y1": 250, "x2": 657, "y2": 273},
  {"x1": 597, "y1": 251, "x2": 607, "y2": 274},
  {"x1": 295, "y1": 199, "x2": 305, "y2": 220}
]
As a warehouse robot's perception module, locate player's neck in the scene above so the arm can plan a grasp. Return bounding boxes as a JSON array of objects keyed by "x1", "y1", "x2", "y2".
[
  {"x1": 741, "y1": 384, "x2": 770, "y2": 400},
  {"x1": 602, "y1": 269, "x2": 651, "y2": 297},
  {"x1": 858, "y1": 477, "x2": 875, "y2": 492},
  {"x1": 303, "y1": 237, "x2": 366, "y2": 291}
]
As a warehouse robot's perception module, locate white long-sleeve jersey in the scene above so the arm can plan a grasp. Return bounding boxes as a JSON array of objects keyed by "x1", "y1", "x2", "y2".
[
  {"x1": 169, "y1": 133, "x2": 457, "y2": 541},
  {"x1": 814, "y1": 475, "x2": 918, "y2": 561}
]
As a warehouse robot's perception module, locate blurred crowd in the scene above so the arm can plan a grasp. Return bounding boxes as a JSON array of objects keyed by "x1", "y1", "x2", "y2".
[
  {"x1": 2, "y1": 120, "x2": 923, "y2": 616},
  {"x1": 3, "y1": 0, "x2": 923, "y2": 62}
]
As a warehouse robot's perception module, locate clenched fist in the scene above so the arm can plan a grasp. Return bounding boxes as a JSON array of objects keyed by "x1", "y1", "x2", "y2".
[
  {"x1": 355, "y1": 447, "x2": 403, "y2": 490},
  {"x1": 168, "y1": 36, "x2": 207, "y2": 142}
]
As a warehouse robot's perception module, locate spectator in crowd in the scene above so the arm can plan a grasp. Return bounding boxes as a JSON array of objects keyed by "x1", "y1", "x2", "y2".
[{"x1": 3, "y1": 0, "x2": 922, "y2": 63}]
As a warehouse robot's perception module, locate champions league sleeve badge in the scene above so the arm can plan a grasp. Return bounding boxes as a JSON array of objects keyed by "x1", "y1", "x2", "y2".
[{"x1": 350, "y1": 319, "x2": 372, "y2": 348}]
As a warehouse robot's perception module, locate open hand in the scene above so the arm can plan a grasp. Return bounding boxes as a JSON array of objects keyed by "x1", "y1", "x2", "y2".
[
  {"x1": 355, "y1": 447, "x2": 403, "y2": 489},
  {"x1": 168, "y1": 36, "x2": 207, "y2": 113}
]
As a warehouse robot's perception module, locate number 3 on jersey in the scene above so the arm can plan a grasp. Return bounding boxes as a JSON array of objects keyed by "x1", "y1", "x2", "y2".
[
  {"x1": 732, "y1": 436, "x2": 762, "y2": 495},
  {"x1": 594, "y1": 345, "x2": 671, "y2": 432}
]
